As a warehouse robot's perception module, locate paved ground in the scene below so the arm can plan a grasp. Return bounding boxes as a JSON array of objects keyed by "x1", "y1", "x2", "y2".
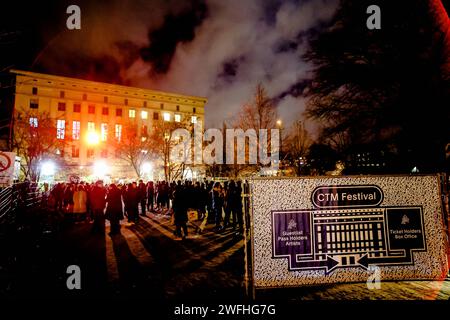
[{"x1": 0, "y1": 209, "x2": 449, "y2": 302}]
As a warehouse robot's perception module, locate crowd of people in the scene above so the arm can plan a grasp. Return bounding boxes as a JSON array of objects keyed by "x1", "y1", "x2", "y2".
[{"x1": 46, "y1": 179, "x2": 249, "y2": 239}]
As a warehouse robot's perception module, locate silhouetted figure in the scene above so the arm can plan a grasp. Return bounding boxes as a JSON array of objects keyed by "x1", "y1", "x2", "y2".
[
  {"x1": 105, "y1": 184, "x2": 124, "y2": 235},
  {"x1": 212, "y1": 182, "x2": 224, "y2": 231},
  {"x1": 147, "y1": 181, "x2": 155, "y2": 211},
  {"x1": 173, "y1": 181, "x2": 188, "y2": 239},
  {"x1": 138, "y1": 179, "x2": 147, "y2": 215},
  {"x1": 126, "y1": 182, "x2": 139, "y2": 223},
  {"x1": 90, "y1": 180, "x2": 107, "y2": 234}
]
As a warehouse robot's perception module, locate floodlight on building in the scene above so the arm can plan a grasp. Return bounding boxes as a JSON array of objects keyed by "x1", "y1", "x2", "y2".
[
  {"x1": 41, "y1": 161, "x2": 55, "y2": 176},
  {"x1": 86, "y1": 131, "x2": 100, "y2": 145},
  {"x1": 93, "y1": 160, "x2": 109, "y2": 177},
  {"x1": 142, "y1": 162, "x2": 152, "y2": 174}
]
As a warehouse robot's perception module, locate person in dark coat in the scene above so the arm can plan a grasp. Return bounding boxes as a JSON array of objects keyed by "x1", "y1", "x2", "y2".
[
  {"x1": 147, "y1": 181, "x2": 155, "y2": 212},
  {"x1": 123, "y1": 183, "x2": 131, "y2": 223},
  {"x1": 90, "y1": 180, "x2": 107, "y2": 234},
  {"x1": 51, "y1": 183, "x2": 64, "y2": 212},
  {"x1": 212, "y1": 182, "x2": 224, "y2": 231},
  {"x1": 105, "y1": 184, "x2": 124, "y2": 235},
  {"x1": 227, "y1": 180, "x2": 244, "y2": 233},
  {"x1": 126, "y1": 182, "x2": 139, "y2": 223},
  {"x1": 196, "y1": 182, "x2": 207, "y2": 221},
  {"x1": 223, "y1": 181, "x2": 232, "y2": 228},
  {"x1": 173, "y1": 181, "x2": 188, "y2": 239},
  {"x1": 138, "y1": 179, "x2": 147, "y2": 216}
]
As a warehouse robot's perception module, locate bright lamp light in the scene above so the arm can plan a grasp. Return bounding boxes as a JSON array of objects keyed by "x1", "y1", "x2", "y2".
[
  {"x1": 41, "y1": 161, "x2": 55, "y2": 176},
  {"x1": 93, "y1": 160, "x2": 109, "y2": 177},
  {"x1": 86, "y1": 131, "x2": 100, "y2": 145},
  {"x1": 142, "y1": 162, "x2": 152, "y2": 174}
]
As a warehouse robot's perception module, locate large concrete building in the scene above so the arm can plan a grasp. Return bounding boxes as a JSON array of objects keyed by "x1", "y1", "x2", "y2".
[{"x1": 11, "y1": 70, "x2": 206, "y2": 182}]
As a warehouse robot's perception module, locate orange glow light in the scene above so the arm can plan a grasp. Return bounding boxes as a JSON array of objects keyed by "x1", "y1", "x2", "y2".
[{"x1": 86, "y1": 131, "x2": 100, "y2": 145}]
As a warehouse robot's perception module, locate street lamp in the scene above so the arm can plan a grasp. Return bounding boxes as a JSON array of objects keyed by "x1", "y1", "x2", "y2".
[
  {"x1": 276, "y1": 119, "x2": 284, "y2": 176},
  {"x1": 41, "y1": 161, "x2": 55, "y2": 176},
  {"x1": 142, "y1": 162, "x2": 152, "y2": 174}
]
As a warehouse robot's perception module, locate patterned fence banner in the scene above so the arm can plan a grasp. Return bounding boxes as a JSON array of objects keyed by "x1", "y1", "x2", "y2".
[{"x1": 249, "y1": 175, "x2": 449, "y2": 288}]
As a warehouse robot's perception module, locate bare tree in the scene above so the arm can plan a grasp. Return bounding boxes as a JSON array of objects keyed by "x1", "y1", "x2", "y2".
[
  {"x1": 304, "y1": 0, "x2": 450, "y2": 172},
  {"x1": 285, "y1": 120, "x2": 312, "y2": 175},
  {"x1": 231, "y1": 83, "x2": 278, "y2": 177},
  {"x1": 150, "y1": 117, "x2": 194, "y2": 181},
  {"x1": 12, "y1": 111, "x2": 65, "y2": 181},
  {"x1": 110, "y1": 123, "x2": 155, "y2": 179}
]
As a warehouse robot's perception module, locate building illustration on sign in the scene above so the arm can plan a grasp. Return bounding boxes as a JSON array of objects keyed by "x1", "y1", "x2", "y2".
[{"x1": 272, "y1": 185, "x2": 427, "y2": 274}]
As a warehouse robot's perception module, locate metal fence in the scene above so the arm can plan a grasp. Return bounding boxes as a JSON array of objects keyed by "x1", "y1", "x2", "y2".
[{"x1": 0, "y1": 182, "x2": 45, "y2": 230}]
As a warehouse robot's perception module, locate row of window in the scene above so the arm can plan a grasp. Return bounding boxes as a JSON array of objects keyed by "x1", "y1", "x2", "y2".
[
  {"x1": 30, "y1": 117, "x2": 123, "y2": 141},
  {"x1": 30, "y1": 88, "x2": 197, "y2": 113},
  {"x1": 29, "y1": 100, "x2": 197, "y2": 122},
  {"x1": 29, "y1": 116, "x2": 198, "y2": 141}
]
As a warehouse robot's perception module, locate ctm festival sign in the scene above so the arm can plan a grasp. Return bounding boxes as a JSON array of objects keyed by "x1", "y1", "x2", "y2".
[{"x1": 249, "y1": 175, "x2": 449, "y2": 288}]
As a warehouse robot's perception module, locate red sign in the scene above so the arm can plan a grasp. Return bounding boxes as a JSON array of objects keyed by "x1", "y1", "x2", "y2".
[{"x1": 0, "y1": 152, "x2": 12, "y2": 173}]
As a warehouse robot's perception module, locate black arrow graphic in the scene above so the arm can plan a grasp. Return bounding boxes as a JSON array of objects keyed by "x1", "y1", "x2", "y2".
[
  {"x1": 289, "y1": 255, "x2": 340, "y2": 273},
  {"x1": 357, "y1": 251, "x2": 413, "y2": 270}
]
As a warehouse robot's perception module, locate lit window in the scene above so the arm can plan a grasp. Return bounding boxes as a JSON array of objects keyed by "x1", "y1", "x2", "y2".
[
  {"x1": 141, "y1": 110, "x2": 148, "y2": 119},
  {"x1": 57, "y1": 120, "x2": 65, "y2": 139},
  {"x1": 163, "y1": 112, "x2": 171, "y2": 121},
  {"x1": 129, "y1": 109, "x2": 136, "y2": 118},
  {"x1": 101, "y1": 123, "x2": 108, "y2": 141},
  {"x1": 29, "y1": 117, "x2": 38, "y2": 127},
  {"x1": 115, "y1": 124, "x2": 122, "y2": 142},
  {"x1": 72, "y1": 121, "x2": 80, "y2": 140},
  {"x1": 191, "y1": 116, "x2": 197, "y2": 124},
  {"x1": 174, "y1": 114, "x2": 181, "y2": 122},
  {"x1": 87, "y1": 122, "x2": 95, "y2": 132}
]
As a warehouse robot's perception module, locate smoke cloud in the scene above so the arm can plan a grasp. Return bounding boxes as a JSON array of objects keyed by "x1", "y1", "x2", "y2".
[{"x1": 35, "y1": 0, "x2": 339, "y2": 134}]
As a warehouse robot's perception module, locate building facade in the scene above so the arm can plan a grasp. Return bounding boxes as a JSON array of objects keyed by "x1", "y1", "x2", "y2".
[{"x1": 11, "y1": 70, "x2": 206, "y2": 182}]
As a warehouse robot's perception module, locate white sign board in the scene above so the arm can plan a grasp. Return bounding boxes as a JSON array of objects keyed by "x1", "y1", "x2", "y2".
[
  {"x1": 0, "y1": 152, "x2": 16, "y2": 186},
  {"x1": 250, "y1": 175, "x2": 449, "y2": 288}
]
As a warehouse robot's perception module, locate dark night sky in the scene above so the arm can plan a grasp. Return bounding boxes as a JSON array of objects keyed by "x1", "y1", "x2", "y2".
[{"x1": 1, "y1": 0, "x2": 449, "y2": 133}]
